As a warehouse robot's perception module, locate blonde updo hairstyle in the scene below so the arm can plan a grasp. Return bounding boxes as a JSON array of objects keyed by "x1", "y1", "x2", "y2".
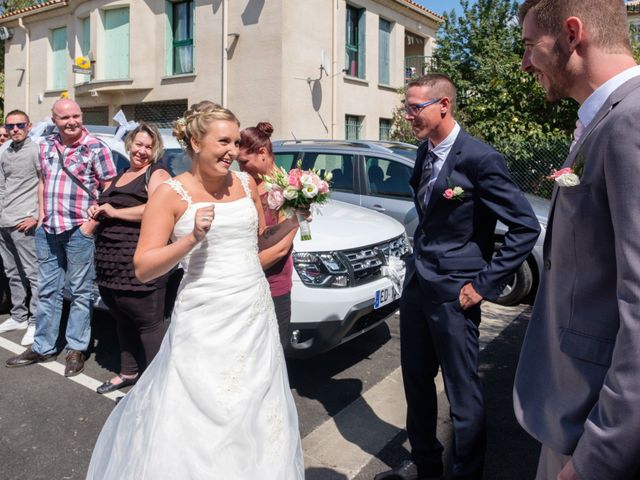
[
  {"x1": 173, "y1": 101, "x2": 240, "y2": 157},
  {"x1": 124, "y1": 122, "x2": 164, "y2": 164}
]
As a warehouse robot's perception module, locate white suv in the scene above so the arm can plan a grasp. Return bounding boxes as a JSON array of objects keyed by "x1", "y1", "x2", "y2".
[{"x1": 87, "y1": 127, "x2": 410, "y2": 358}]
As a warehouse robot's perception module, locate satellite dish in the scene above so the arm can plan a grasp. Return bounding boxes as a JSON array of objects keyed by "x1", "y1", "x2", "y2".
[{"x1": 321, "y1": 50, "x2": 331, "y2": 77}]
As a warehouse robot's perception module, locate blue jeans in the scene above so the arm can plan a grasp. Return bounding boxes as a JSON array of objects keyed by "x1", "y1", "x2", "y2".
[{"x1": 32, "y1": 225, "x2": 95, "y2": 356}]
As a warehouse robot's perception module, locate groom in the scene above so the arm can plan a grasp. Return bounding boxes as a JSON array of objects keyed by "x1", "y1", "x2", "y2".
[{"x1": 375, "y1": 74, "x2": 540, "y2": 480}]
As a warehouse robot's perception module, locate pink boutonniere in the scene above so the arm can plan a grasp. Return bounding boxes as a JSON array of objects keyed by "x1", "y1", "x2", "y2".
[
  {"x1": 547, "y1": 167, "x2": 581, "y2": 187},
  {"x1": 443, "y1": 183, "x2": 464, "y2": 201}
]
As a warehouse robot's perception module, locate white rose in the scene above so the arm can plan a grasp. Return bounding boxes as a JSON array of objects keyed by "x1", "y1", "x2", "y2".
[
  {"x1": 556, "y1": 173, "x2": 580, "y2": 187},
  {"x1": 283, "y1": 186, "x2": 299, "y2": 200},
  {"x1": 300, "y1": 174, "x2": 314, "y2": 186},
  {"x1": 263, "y1": 181, "x2": 273, "y2": 192},
  {"x1": 302, "y1": 184, "x2": 318, "y2": 198}
]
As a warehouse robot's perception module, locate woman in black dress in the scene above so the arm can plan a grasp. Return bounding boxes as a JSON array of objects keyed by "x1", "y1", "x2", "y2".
[{"x1": 89, "y1": 122, "x2": 171, "y2": 394}]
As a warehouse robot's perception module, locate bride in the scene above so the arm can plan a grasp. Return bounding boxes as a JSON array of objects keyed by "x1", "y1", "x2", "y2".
[{"x1": 86, "y1": 101, "x2": 305, "y2": 479}]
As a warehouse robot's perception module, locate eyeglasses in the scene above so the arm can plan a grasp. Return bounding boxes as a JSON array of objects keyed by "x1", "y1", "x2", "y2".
[
  {"x1": 4, "y1": 123, "x2": 28, "y2": 130},
  {"x1": 402, "y1": 98, "x2": 442, "y2": 115},
  {"x1": 0, "y1": 133, "x2": 9, "y2": 137}
]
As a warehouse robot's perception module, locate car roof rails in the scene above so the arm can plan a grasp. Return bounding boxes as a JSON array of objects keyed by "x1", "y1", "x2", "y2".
[{"x1": 272, "y1": 139, "x2": 399, "y2": 153}]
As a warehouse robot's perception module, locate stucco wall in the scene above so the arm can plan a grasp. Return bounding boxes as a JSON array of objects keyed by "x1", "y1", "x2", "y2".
[
  {"x1": 226, "y1": 0, "x2": 284, "y2": 131},
  {"x1": 1, "y1": 0, "x2": 439, "y2": 135}
]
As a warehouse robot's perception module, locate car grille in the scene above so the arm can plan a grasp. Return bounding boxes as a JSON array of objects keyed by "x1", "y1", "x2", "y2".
[{"x1": 341, "y1": 235, "x2": 407, "y2": 286}]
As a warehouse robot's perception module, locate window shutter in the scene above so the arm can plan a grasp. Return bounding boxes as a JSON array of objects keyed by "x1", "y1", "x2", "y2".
[{"x1": 104, "y1": 8, "x2": 130, "y2": 79}]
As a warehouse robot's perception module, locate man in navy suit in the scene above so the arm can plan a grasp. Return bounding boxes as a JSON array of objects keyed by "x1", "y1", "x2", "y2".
[{"x1": 375, "y1": 74, "x2": 540, "y2": 480}]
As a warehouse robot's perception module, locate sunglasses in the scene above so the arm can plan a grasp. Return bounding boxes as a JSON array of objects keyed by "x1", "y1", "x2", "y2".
[
  {"x1": 5, "y1": 123, "x2": 28, "y2": 130},
  {"x1": 401, "y1": 98, "x2": 443, "y2": 115},
  {"x1": 0, "y1": 133, "x2": 9, "y2": 137}
]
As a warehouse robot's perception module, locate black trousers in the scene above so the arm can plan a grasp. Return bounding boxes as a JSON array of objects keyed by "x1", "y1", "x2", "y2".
[
  {"x1": 272, "y1": 292, "x2": 291, "y2": 350},
  {"x1": 99, "y1": 286, "x2": 167, "y2": 376},
  {"x1": 400, "y1": 275, "x2": 485, "y2": 480}
]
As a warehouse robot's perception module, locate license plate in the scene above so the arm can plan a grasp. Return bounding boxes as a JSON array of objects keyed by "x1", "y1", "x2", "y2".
[{"x1": 374, "y1": 286, "x2": 397, "y2": 309}]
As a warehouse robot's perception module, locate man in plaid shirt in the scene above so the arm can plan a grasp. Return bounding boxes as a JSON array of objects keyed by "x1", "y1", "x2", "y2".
[{"x1": 6, "y1": 99, "x2": 117, "y2": 377}]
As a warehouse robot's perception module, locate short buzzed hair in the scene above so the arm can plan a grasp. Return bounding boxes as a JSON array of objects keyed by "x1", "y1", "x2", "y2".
[
  {"x1": 407, "y1": 73, "x2": 458, "y2": 111},
  {"x1": 5, "y1": 109, "x2": 30, "y2": 123},
  {"x1": 518, "y1": 0, "x2": 631, "y2": 54}
]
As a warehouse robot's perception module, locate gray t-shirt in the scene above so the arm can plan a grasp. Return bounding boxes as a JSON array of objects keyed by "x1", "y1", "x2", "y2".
[{"x1": 0, "y1": 137, "x2": 40, "y2": 228}]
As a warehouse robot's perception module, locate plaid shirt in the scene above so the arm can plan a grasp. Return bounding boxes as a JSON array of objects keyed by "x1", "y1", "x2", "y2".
[{"x1": 39, "y1": 129, "x2": 116, "y2": 233}]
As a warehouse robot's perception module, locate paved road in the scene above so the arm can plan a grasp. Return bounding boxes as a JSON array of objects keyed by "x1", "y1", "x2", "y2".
[{"x1": 0, "y1": 302, "x2": 539, "y2": 480}]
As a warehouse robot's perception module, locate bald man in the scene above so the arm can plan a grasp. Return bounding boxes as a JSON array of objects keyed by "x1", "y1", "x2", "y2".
[{"x1": 6, "y1": 99, "x2": 116, "y2": 377}]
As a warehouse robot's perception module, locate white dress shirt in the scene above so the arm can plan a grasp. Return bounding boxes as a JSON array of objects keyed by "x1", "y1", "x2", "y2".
[
  {"x1": 578, "y1": 65, "x2": 640, "y2": 128},
  {"x1": 424, "y1": 122, "x2": 461, "y2": 203}
]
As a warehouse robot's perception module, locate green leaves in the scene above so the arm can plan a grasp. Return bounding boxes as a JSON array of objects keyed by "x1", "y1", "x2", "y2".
[{"x1": 392, "y1": 0, "x2": 578, "y2": 196}]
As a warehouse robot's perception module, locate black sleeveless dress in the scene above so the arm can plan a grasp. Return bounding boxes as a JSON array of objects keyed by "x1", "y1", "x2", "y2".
[{"x1": 95, "y1": 163, "x2": 168, "y2": 291}]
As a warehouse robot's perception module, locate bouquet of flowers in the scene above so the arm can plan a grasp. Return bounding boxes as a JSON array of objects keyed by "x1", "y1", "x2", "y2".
[{"x1": 261, "y1": 162, "x2": 332, "y2": 241}]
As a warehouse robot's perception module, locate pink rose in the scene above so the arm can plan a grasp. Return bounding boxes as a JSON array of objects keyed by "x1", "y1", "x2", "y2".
[
  {"x1": 288, "y1": 169, "x2": 303, "y2": 189},
  {"x1": 319, "y1": 180, "x2": 329, "y2": 194},
  {"x1": 267, "y1": 188, "x2": 284, "y2": 210},
  {"x1": 443, "y1": 188, "x2": 454, "y2": 199},
  {"x1": 312, "y1": 173, "x2": 323, "y2": 188},
  {"x1": 548, "y1": 167, "x2": 573, "y2": 180}
]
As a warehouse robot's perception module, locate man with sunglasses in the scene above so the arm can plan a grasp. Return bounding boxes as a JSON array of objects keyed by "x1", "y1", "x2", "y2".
[
  {"x1": 375, "y1": 74, "x2": 539, "y2": 480},
  {"x1": 0, "y1": 110, "x2": 40, "y2": 346},
  {"x1": 6, "y1": 99, "x2": 116, "y2": 377}
]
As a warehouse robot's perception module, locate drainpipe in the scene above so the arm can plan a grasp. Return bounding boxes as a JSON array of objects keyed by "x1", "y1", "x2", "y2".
[
  {"x1": 221, "y1": 0, "x2": 229, "y2": 107},
  {"x1": 331, "y1": 0, "x2": 338, "y2": 139},
  {"x1": 18, "y1": 17, "x2": 30, "y2": 112}
]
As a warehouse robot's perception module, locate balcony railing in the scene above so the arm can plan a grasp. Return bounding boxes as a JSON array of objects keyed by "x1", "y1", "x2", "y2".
[{"x1": 404, "y1": 55, "x2": 434, "y2": 82}]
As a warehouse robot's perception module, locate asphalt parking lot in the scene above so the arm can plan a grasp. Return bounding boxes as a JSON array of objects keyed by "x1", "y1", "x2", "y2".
[{"x1": 0, "y1": 302, "x2": 539, "y2": 480}]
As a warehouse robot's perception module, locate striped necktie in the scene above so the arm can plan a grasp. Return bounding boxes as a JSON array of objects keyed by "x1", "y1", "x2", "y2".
[{"x1": 417, "y1": 150, "x2": 437, "y2": 211}]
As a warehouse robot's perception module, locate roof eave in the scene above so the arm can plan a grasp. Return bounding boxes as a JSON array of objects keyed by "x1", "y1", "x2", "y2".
[
  {"x1": 395, "y1": 0, "x2": 444, "y2": 24},
  {"x1": 0, "y1": 1, "x2": 68, "y2": 24}
]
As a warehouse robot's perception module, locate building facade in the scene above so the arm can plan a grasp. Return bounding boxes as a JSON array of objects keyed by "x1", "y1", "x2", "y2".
[{"x1": 0, "y1": 0, "x2": 441, "y2": 140}]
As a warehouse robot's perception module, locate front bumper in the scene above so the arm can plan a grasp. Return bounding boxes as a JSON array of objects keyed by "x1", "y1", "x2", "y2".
[{"x1": 285, "y1": 276, "x2": 401, "y2": 358}]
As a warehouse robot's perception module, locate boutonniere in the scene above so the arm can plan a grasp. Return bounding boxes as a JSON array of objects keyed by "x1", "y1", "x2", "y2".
[
  {"x1": 548, "y1": 152, "x2": 585, "y2": 187},
  {"x1": 547, "y1": 167, "x2": 580, "y2": 187},
  {"x1": 443, "y1": 179, "x2": 464, "y2": 201}
]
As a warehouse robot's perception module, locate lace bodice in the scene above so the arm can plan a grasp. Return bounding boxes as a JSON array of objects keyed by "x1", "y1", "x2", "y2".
[{"x1": 164, "y1": 171, "x2": 259, "y2": 275}]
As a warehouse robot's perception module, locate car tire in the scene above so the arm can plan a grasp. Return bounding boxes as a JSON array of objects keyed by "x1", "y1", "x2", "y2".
[{"x1": 495, "y1": 260, "x2": 533, "y2": 306}]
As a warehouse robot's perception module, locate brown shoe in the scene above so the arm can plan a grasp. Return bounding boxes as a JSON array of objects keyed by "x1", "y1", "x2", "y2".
[
  {"x1": 64, "y1": 350, "x2": 85, "y2": 377},
  {"x1": 6, "y1": 347, "x2": 56, "y2": 368}
]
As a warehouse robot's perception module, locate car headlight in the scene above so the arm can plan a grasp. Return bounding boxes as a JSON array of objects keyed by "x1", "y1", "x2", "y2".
[{"x1": 293, "y1": 252, "x2": 350, "y2": 288}]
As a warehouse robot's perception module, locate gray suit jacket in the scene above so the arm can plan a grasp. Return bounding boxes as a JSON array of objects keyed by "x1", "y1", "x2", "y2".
[{"x1": 513, "y1": 75, "x2": 640, "y2": 480}]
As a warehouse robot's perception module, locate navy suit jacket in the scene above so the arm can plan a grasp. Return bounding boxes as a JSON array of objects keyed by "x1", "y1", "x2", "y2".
[{"x1": 405, "y1": 129, "x2": 540, "y2": 302}]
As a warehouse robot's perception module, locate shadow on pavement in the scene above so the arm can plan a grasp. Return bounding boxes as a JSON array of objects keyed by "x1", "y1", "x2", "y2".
[
  {"x1": 360, "y1": 311, "x2": 540, "y2": 480},
  {"x1": 305, "y1": 467, "x2": 349, "y2": 480},
  {"x1": 287, "y1": 322, "x2": 392, "y2": 416},
  {"x1": 480, "y1": 312, "x2": 540, "y2": 479}
]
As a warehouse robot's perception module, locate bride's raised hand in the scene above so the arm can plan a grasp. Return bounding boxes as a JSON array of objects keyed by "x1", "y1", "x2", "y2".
[{"x1": 193, "y1": 205, "x2": 215, "y2": 242}]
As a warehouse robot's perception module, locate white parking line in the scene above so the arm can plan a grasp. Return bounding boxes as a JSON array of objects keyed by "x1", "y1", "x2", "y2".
[
  {"x1": 0, "y1": 335, "x2": 121, "y2": 402},
  {"x1": 301, "y1": 303, "x2": 529, "y2": 479}
]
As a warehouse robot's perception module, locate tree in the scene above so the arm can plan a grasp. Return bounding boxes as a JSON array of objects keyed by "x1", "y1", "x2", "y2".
[
  {"x1": 0, "y1": 0, "x2": 36, "y2": 14},
  {"x1": 393, "y1": 0, "x2": 579, "y2": 197}
]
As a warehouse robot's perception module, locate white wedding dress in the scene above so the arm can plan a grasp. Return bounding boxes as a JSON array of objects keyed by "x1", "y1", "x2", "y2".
[{"x1": 86, "y1": 172, "x2": 304, "y2": 480}]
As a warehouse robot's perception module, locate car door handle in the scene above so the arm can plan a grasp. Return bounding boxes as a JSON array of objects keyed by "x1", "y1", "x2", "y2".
[{"x1": 371, "y1": 204, "x2": 386, "y2": 212}]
